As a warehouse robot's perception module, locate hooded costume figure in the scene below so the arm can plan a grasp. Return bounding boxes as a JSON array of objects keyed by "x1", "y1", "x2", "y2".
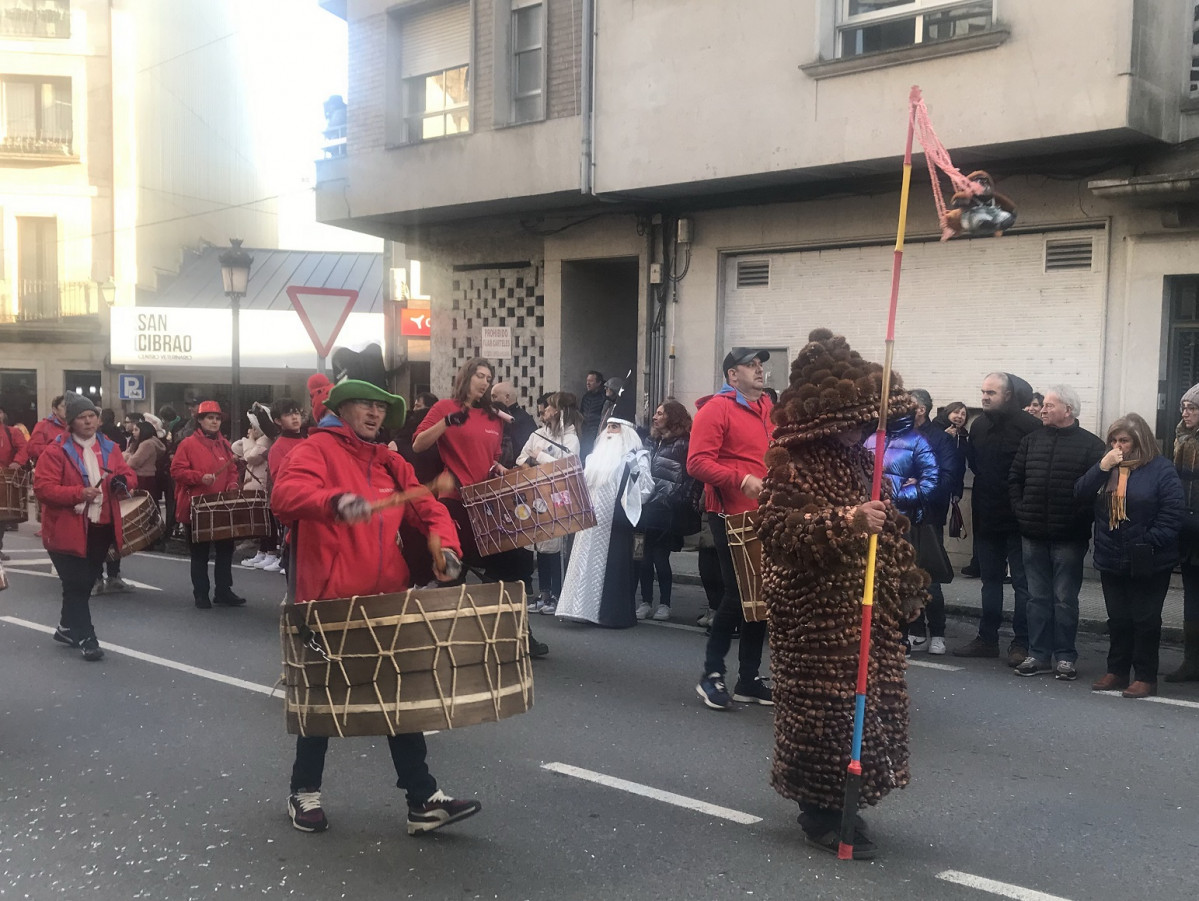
[{"x1": 757, "y1": 329, "x2": 928, "y2": 855}]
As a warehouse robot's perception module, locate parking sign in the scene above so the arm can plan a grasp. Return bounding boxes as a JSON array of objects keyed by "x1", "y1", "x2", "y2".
[{"x1": 119, "y1": 373, "x2": 146, "y2": 401}]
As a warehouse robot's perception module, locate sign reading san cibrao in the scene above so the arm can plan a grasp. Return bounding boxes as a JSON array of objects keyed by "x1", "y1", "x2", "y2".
[{"x1": 110, "y1": 307, "x2": 233, "y2": 367}]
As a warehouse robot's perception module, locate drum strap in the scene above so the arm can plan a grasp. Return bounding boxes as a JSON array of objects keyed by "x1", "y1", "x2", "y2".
[{"x1": 281, "y1": 521, "x2": 329, "y2": 661}]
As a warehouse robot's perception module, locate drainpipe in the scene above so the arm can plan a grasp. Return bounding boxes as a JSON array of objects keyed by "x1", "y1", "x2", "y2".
[{"x1": 579, "y1": 0, "x2": 596, "y2": 195}]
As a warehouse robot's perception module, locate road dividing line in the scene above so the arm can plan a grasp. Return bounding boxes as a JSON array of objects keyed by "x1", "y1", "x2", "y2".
[
  {"x1": 908, "y1": 659, "x2": 964, "y2": 672},
  {"x1": 1, "y1": 566, "x2": 56, "y2": 579},
  {"x1": 1094, "y1": 689, "x2": 1199, "y2": 710},
  {"x1": 2, "y1": 567, "x2": 162, "y2": 592},
  {"x1": 542, "y1": 762, "x2": 762, "y2": 825},
  {"x1": 0, "y1": 615, "x2": 279, "y2": 697},
  {"x1": 936, "y1": 870, "x2": 1073, "y2": 901},
  {"x1": 639, "y1": 619, "x2": 706, "y2": 633}
]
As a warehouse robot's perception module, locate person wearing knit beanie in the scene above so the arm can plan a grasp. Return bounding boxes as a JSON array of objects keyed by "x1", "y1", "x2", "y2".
[
  {"x1": 758, "y1": 328, "x2": 926, "y2": 859},
  {"x1": 63, "y1": 391, "x2": 99, "y2": 424},
  {"x1": 308, "y1": 373, "x2": 332, "y2": 423}
]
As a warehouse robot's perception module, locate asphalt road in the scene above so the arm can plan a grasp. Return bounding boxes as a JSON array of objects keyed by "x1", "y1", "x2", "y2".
[{"x1": 1, "y1": 526, "x2": 1197, "y2": 901}]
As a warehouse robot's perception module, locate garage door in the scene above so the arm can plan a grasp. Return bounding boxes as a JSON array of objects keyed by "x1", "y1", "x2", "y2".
[{"x1": 721, "y1": 228, "x2": 1107, "y2": 431}]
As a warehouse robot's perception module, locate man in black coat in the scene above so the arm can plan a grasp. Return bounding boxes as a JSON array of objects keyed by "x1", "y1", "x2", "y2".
[
  {"x1": 490, "y1": 382, "x2": 538, "y2": 468},
  {"x1": 1008, "y1": 386, "x2": 1105, "y2": 681},
  {"x1": 954, "y1": 371, "x2": 1042, "y2": 664},
  {"x1": 579, "y1": 371, "x2": 606, "y2": 459}
]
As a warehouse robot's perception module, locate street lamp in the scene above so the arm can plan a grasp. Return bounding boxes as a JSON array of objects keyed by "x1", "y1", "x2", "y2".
[{"x1": 219, "y1": 238, "x2": 253, "y2": 441}]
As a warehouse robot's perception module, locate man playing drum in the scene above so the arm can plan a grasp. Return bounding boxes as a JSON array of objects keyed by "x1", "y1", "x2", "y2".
[
  {"x1": 33, "y1": 392, "x2": 138, "y2": 661},
  {"x1": 271, "y1": 365, "x2": 482, "y2": 836}
]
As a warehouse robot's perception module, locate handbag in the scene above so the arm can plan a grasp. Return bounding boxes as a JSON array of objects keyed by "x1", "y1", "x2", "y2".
[
  {"x1": 910, "y1": 523, "x2": 953, "y2": 584},
  {"x1": 948, "y1": 499, "x2": 967, "y2": 539},
  {"x1": 632, "y1": 531, "x2": 645, "y2": 561}
]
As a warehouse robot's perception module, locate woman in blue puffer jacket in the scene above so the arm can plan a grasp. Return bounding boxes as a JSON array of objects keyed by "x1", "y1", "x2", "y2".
[{"x1": 872, "y1": 412, "x2": 940, "y2": 524}]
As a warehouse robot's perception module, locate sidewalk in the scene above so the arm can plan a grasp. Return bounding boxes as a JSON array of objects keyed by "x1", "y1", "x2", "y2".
[{"x1": 668, "y1": 545, "x2": 1189, "y2": 639}]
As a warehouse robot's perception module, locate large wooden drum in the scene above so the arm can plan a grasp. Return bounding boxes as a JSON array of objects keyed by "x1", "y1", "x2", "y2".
[
  {"x1": 190, "y1": 489, "x2": 270, "y2": 543},
  {"x1": 460, "y1": 456, "x2": 595, "y2": 557},
  {"x1": 726, "y1": 510, "x2": 766, "y2": 623},
  {"x1": 110, "y1": 490, "x2": 164, "y2": 559},
  {"x1": 0, "y1": 467, "x2": 30, "y2": 523},
  {"x1": 281, "y1": 581, "x2": 534, "y2": 737}
]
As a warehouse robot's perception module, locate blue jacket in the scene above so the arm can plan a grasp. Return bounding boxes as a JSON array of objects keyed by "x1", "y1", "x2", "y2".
[
  {"x1": 871, "y1": 414, "x2": 939, "y2": 524},
  {"x1": 918, "y1": 420, "x2": 963, "y2": 526},
  {"x1": 1074, "y1": 455, "x2": 1185, "y2": 575}
]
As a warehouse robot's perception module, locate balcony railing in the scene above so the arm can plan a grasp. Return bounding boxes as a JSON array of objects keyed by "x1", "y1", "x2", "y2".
[
  {"x1": 1, "y1": 280, "x2": 97, "y2": 323},
  {"x1": 0, "y1": 133, "x2": 73, "y2": 156},
  {"x1": 0, "y1": 2, "x2": 71, "y2": 39}
]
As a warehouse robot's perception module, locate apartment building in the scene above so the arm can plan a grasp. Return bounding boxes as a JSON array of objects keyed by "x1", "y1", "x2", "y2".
[{"x1": 316, "y1": 0, "x2": 1199, "y2": 441}]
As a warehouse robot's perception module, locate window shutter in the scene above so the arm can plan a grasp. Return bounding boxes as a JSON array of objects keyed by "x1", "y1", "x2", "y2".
[
  {"x1": 401, "y1": 1, "x2": 471, "y2": 78},
  {"x1": 736, "y1": 259, "x2": 770, "y2": 288},
  {"x1": 1044, "y1": 238, "x2": 1094, "y2": 272}
]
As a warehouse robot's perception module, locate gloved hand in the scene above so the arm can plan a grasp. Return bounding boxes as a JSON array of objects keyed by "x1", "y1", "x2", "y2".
[
  {"x1": 109, "y1": 474, "x2": 128, "y2": 494},
  {"x1": 440, "y1": 549, "x2": 462, "y2": 581},
  {"x1": 335, "y1": 493, "x2": 371, "y2": 525},
  {"x1": 444, "y1": 410, "x2": 469, "y2": 428}
]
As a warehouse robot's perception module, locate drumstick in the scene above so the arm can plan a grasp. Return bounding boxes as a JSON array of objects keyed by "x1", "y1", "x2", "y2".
[{"x1": 369, "y1": 484, "x2": 435, "y2": 512}]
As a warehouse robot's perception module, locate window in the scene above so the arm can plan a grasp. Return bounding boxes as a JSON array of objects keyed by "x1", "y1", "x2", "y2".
[
  {"x1": 398, "y1": 0, "x2": 471, "y2": 143},
  {"x1": 837, "y1": 0, "x2": 993, "y2": 58},
  {"x1": 1191, "y1": 2, "x2": 1199, "y2": 97},
  {"x1": 511, "y1": 0, "x2": 544, "y2": 124},
  {"x1": 0, "y1": 0, "x2": 71, "y2": 39},
  {"x1": 1, "y1": 76, "x2": 72, "y2": 155},
  {"x1": 406, "y1": 66, "x2": 470, "y2": 141}
]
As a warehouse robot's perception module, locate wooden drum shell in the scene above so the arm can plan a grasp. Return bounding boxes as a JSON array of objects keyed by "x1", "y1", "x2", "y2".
[
  {"x1": 190, "y1": 489, "x2": 271, "y2": 543},
  {"x1": 726, "y1": 510, "x2": 766, "y2": 623}
]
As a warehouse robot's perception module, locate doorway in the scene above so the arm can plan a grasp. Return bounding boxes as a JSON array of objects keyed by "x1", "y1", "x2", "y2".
[
  {"x1": 560, "y1": 258, "x2": 640, "y2": 421},
  {"x1": 1161, "y1": 276, "x2": 1199, "y2": 454}
]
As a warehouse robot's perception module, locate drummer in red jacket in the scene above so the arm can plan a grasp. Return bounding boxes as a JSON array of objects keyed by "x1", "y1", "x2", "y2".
[
  {"x1": 271, "y1": 364, "x2": 481, "y2": 837},
  {"x1": 171, "y1": 400, "x2": 245, "y2": 609},
  {"x1": 33, "y1": 392, "x2": 137, "y2": 661}
]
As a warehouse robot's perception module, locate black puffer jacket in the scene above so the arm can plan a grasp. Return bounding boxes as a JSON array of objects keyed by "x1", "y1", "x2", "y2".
[
  {"x1": 640, "y1": 434, "x2": 702, "y2": 535},
  {"x1": 967, "y1": 373, "x2": 1042, "y2": 536},
  {"x1": 1009, "y1": 420, "x2": 1106, "y2": 541}
]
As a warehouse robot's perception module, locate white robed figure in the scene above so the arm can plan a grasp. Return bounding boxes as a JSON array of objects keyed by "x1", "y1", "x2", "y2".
[{"x1": 557, "y1": 419, "x2": 651, "y2": 628}]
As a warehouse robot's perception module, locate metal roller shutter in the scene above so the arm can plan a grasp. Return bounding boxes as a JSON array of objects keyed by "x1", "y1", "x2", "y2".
[
  {"x1": 401, "y1": 1, "x2": 471, "y2": 78},
  {"x1": 721, "y1": 228, "x2": 1108, "y2": 432}
]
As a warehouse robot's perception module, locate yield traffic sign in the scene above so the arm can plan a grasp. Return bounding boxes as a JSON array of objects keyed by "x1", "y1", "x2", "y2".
[{"x1": 285, "y1": 286, "x2": 359, "y2": 358}]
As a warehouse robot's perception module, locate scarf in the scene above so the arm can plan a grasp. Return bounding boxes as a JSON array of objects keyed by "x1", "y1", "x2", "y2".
[
  {"x1": 72, "y1": 435, "x2": 103, "y2": 522},
  {"x1": 1105, "y1": 460, "x2": 1144, "y2": 531}
]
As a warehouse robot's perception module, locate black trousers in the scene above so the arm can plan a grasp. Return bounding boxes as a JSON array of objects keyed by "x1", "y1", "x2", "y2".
[
  {"x1": 537, "y1": 550, "x2": 563, "y2": 597},
  {"x1": 1100, "y1": 570, "x2": 1171, "y2": 684},
  {"x1": 908, "y1": 526, "x2": 947, "y2": 638},
  {"x1": 48, "y1": 523, "x2": 114, "y2": 641},
  {"x1": 291, "y1": 733, "x2": 436, "y2": 805},
  {"x1": 697, "y1": 544, "x2": 724, "y2": 608},
  {"x1": 638, "y1": 529, "x2": 674, "y2": 607},
  {"x1": 701, "y1": 514, "x2": 767, "y2": 681},
  {"x1": 187, "y1": 527, "x2": 234, "y2": 598}
]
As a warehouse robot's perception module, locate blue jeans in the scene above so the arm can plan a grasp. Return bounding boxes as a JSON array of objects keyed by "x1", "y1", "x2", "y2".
[
  {"x1": 1021, "y1": 537, "x2": 1087, "y2": 663},
  {"x1": 975, "y1": 531, "x2": 1029, "y2": 646}
]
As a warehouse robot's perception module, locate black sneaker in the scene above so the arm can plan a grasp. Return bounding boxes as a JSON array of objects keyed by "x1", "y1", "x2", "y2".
[
  {"x1": 696, "y1": 673, "x2": 733, "y2": 710},
  {"x1": 960, "y1": 563, "x2": 980, "y2": 578},
  {"x1": 194, "y1": 593, "x2": 212, "y2": 609},
  {"x1": 287, "y1": 790, "x2": 329, "y2": 833},
  {"x1": 528, "y1": 638, "x2": 549, "y2": 659},
  {"x1": 53, "y1": 624, "x2": 80, "y2": 648},
  {"x1": 733, "y1": 676, "x2": 774, "y2": 706},
  {"x1": 952, "y1": 637, "x2": 999, "y2": 658},
  {"x1": 1014, "y1": 656, "x2": 1053, "y2": 677},
  {"x1": 79, "y1": 636, "x2": 104, "y2": 662},
  {"x1": 213, "y1": 590, "x2": 247, "y2": 607},
  {"x1": 407, "y1": 789, "x2": 482, "y2": 835}
]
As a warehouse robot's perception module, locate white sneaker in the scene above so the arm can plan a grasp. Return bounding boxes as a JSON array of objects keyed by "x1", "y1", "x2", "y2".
[
  {"x1": 652, "y1": 604, "x2": 670, "y2": 621},
  {"x1": 527, "y1": 599, "x2": 544, "y2": 613},
  {"x1": 242, "y1": 552, "x2": 266, "y2": 568},
  {"x1": 635, "y1": 602, "x2": 652, "y2": 620},
  {"x1": 261, "y1": 556, "x2": 283, "y2": 572},
  {"x1": 696, "y1": 610, "x2": 713, "y2": 627},
  {"x1": 928, "y1": 637, "x2": 947, "y2": 655},
  {"x1": 254, "y1": 554, "x2": 279, "y2": 570},
  {"x1": 908, "y1": 635, "x2": 928, "y2": 652}
]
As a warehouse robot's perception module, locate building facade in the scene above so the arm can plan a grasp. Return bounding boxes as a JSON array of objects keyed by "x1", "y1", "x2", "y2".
[{"x1": 317, "y1": 0, "x2": 1199, "y2": 443}]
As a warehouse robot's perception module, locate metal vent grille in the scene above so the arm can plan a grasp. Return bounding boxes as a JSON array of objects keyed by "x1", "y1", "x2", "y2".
[
  {"x1": 736, "y1": 259, "x2": 770, "y2": 288},
  {"x1": 1044, "y1": 238, "x2": 1093, "y2": 272}
]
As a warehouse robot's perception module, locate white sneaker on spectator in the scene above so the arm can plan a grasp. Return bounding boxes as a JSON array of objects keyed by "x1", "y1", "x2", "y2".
[
  {"x1": 242, "y1": 552, "x2": 266, "y2": 568},
  {"x1": 928, "y1": 637, "x2": 947, "y2": 655},
  {"x1": 908, "y1": 635, "x2": 928, "y2": 652},
  {"x1": 635, "y1": 602, "x2": 652, "y2": 620},
  {"x1": 261, "y1": 556, "x2": 283, "y2": 572},
  {"x1": 254, "y1": 554, "x2": 279, "y2": 570},
  {"x1": 652, "y1": 604, "x2": 670, "y2": 621}
]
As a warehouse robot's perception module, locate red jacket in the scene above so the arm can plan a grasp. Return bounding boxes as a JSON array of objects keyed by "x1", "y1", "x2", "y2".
[
  {"x1": 687, "y1": 387, "x2": 773, "y2": 515},
  {"x1": 271, "y1": 420, "x2": 462, "y2": 603},
  {"x1": 1, "y1": 423, "x2": 28, "y2": 467},
  {"x1": 267, "y1": 432, "x2": 305, "y2": 482},
  {"x1": 17, "y1": 414, "x2": 67, "y2": 466},
  {"x1": 170, "y1": 430, "x2": 239, "y2": 523},
  {"x1": 34, "y1": 434, "x2": 137, "y2": 556}
]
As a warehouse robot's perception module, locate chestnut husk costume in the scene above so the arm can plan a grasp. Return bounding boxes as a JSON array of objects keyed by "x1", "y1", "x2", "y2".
[{"x1": 758, "y1": 328, "x2": 928, "y2": 813}]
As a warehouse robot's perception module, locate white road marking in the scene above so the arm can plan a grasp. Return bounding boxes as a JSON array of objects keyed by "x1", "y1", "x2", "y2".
[
  {"x1": 542, "y1": 762, "x2": 762, "y2": 825},
  {"x1": 108, "y1": 578, "x2": 163, "y2": 593},
  {"x1": 908, "y1": 659, "x2": 964, "y2": 672},
  {"x1": 1094, "y1": 689, "x2": 1199, "y2": 710},
  {"x1": 936, "y1": 869, "x2": 1074, "y2": 901},
  {"x1": 0, "y1": 615, "x2": 279, "y2": 696},
  {"x1": 2, "y1": 566, "x2": 163, "y2": 592},
  {"x1": 639, "y1": 619, "x2": 706, "y2": 633},
  {"x1": 0, "y1": 548, "x2": 49, "y2": 555}
]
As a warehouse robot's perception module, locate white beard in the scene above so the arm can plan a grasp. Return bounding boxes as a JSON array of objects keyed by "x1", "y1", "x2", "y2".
[{"x1": 586, "y1": 425, "x2": 641, "y2": 489}]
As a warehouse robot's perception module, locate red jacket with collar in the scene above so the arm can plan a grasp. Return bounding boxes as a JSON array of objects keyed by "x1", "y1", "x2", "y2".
[
  {"x1": 271, "y1": 419, "x2": 462, "y2": 603},
  {"x1": 1, "y1": 423, "x2": 28, "y2": 467},
  {"x1": 34, "y1": 434, "x2": 137, "y2": 556},
  {"x1": 17, "y1": 414, "x2": 67, "y2": 466},
  {"x1": 686, "y1": 387, "x2": 774, "y2": 516},
  {"x1": 267, "y1": 432, "x2": 305, "y2": 482},
  {"x1": 171, "y1": 429, "x2": 239, "y2": 523}
]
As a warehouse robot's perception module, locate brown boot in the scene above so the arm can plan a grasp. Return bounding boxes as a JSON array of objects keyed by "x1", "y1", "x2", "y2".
[
  {"x1": 1163, "y1": 621, "x2": 1199, "y2": 683},
  {"x1": 1091, "y1": 673, "x2": 1129, "y2": 692},
  {"x1": 1121, "y1": 680, "x2": 1157, "y2": 699}
]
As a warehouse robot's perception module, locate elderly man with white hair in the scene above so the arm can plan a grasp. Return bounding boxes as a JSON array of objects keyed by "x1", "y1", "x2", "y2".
[
  {"x1": 1008, "y1": 385, "x2": 1106, "y2": 681},
  {"x1": 557, "y1": 418, "x2": 650, "y2": 628}
]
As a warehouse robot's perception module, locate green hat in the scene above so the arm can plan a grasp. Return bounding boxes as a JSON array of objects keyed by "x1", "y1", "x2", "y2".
[{"x1": 326, "y1": 379, "x2": 407, "y2": 429}]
